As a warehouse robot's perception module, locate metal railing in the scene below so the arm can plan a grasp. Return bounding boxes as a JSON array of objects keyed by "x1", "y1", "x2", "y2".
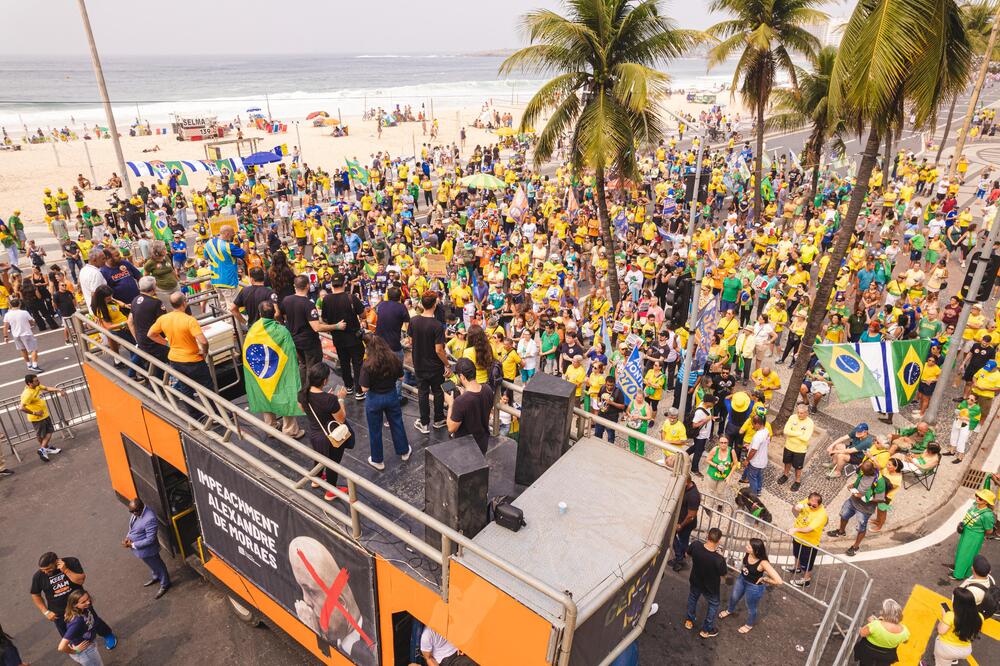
[
  {"x1": 0, "y1": 376, "x2": 93, "y2": 461},
  {"x1": 689, "y1": 495, "x2": 872, "y2": 666},
  {"x1": 69, "y1": 312, "x2": 581, "y2": 666}
]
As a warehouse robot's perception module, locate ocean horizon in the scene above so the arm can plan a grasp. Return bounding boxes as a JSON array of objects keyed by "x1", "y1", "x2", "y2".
[{"x1": 0, "y1": 53, "x2": 739, "y2": 130}]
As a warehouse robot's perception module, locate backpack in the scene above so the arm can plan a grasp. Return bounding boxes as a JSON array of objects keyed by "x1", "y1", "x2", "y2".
[
  {"x1": 487, "y1": 360, "x2": 504, "y2": 392},
  {"x1": 968, "y1": 578, "x2": 999, "y2": 618}
]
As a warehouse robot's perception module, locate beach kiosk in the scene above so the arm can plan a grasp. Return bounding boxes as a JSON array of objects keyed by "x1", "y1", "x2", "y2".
[{"x1": 71, "y1": 311, "x2": 684, "y2": 666}]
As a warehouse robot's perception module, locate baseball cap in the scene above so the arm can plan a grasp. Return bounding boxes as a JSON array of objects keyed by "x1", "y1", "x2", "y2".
[{"x1": 854, "y1": 423, "x2": 869, "y2": 434}]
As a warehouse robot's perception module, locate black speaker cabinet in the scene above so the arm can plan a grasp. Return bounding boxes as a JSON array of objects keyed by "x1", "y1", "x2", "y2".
[
  {"x1": 424, "y1": 436, "x2": 489, "y2": 549},
  {"x1": 515, "y1": 372, "x2": 576, "y2": 486}
]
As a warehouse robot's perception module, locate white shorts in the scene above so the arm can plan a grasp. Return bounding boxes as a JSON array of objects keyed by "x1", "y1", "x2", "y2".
[
  {"x1": 13, "y1": 335, "x2": 37, "y2": 353},
  {"x1": 811, "y1": 381, "x2": 831, "y2": 396}
]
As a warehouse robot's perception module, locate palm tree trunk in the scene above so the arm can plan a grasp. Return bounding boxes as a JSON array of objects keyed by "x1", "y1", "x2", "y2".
[
  {"x1": 772, "y1": 127, "x2": 882, "y2": 431},
  {"x1": 883, "y1": 132, "x2": 893, "y2": 178},
  {"x1": 754, "y1": 99, "x2": 765, "y2": 227},
  {"x1": 594, "y1": 163, "x2": 621, "y2": 308},
  {"x1": 935, "y1": 93, "x2": 959, "y2": 166},
  {"x1": 804, "y1": 127, "x2": 823, "y2": 206}
]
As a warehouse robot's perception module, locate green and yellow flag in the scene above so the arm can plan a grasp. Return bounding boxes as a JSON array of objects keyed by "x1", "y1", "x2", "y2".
[
  {"x1": 242, "y1": 317, "x2": 303, "y2": 417},
  {"x1": 814, "y1": 344, "x2": 882, "y2": 402},
  {"x1": 165, "y1": 161, "x2": 188, "y2": 186},
  {"x1": 149, "y1": 210, "x2": 174, "y2": 242},
  {"x1": 346, "y1": 159, "x2": 370, "y2": 187}
]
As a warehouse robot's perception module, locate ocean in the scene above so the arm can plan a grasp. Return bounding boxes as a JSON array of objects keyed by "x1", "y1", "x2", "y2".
[{"x1": 0, "y1": 53, "x2": 737, "y2": 130}]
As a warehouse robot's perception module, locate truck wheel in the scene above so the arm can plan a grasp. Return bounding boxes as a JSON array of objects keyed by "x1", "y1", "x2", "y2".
[{"x1": 227, "y1": 595, "x2": 262, "y2": 626}]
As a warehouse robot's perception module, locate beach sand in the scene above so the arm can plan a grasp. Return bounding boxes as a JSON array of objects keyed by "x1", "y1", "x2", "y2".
[{"x1": 0, "y1": 92, "x2": 747, "y2": 235}]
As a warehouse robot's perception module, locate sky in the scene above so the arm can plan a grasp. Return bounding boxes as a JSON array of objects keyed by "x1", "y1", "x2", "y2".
[{"x1": 0, "y1": 0, "x2": 851, "y2": 57}]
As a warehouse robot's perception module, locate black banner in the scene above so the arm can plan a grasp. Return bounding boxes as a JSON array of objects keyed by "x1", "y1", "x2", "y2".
[
  {"x1": 569, "y1": 547, "x2": 666, "y2": 666},
  {"x1": 182, "y1": 434, "x2": 379, "y2": 665}
]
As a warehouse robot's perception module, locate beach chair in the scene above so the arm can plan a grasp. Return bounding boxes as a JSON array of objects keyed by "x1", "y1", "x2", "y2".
[{"x1": 902, "y1": 463, "x2": 938, "y2": 491}]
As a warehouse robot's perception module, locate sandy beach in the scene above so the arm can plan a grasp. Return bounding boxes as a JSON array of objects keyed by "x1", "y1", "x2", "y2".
[{"x1": 0, "y1": 92, "x2": 747, "y2": 232}]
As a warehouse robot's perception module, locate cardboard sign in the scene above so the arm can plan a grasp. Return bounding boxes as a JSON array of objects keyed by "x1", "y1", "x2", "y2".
[{"x1": 425, "y1": 253, "x2": 448, "y2": 277}]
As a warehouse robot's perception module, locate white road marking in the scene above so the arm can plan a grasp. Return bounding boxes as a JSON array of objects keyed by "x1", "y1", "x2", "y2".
[
  {"x1": 0, "y1": 363, "x2": 80, "y2": 389},
  {"x1": 0, "y1": 344, "x2": 71, "y2": 367}
]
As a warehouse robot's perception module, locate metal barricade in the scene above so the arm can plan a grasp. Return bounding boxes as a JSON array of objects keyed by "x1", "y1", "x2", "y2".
[
  {"x1": 0, "y1": 377, "x2": 94, "y2": 462},
  {"x1": 689, "y1": 503, "x2": 872, "y2": 666}
]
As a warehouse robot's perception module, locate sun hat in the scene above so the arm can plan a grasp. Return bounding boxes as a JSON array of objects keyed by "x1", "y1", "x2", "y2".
[
  {"x1": 975, "y1": 489, "x2": 996, "y2": 506},
  {"x1": 731, "y1": 391, "x2": 750, "y2": 412}
]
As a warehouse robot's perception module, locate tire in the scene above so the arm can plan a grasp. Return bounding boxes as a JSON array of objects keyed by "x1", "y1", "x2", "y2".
[{"x1": 227, "y1": 595, "x2": 262, "y2": 626}]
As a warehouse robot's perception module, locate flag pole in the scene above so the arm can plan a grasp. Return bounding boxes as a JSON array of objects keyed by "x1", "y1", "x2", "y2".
[
  {"x1": 924, "y1": 212, "x2": 1000, "y2": 423},
  {"x1": 76, "y1": 0, "x2": 132, "y2": 197}
]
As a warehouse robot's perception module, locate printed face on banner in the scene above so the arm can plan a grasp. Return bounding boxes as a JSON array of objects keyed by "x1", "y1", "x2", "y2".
[{"x1": 183, "y1": 435, "x2": 378, "y2": 665}]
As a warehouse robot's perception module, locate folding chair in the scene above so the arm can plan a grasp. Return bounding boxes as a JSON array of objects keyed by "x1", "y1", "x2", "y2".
[{"x1": 903, "y1": 464, "x2": 938, "y2": 490}]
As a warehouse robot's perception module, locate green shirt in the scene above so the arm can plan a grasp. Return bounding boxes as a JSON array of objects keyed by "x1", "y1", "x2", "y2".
[
  {"x1": 917, "y1": 317, "x2": 943, "y2": 339},
  {"x1": 865, "y1": 620, "x2": 910, "y2": 649},
  {"x1": 910, "y1": 234, "x2": 926, "y2": 251},
  {"x1": 897, "y1": 427, "x2": 935, "y2": 452},
  {"x1": 540, "y1": 330, "x2": 561, "y2": 358},
  {"x1": 721, "y1": 277, "x2": 742, "y2": 302}
]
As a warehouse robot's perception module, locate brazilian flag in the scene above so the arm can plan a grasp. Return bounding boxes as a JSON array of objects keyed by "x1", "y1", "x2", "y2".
[
  {"x1": 814, "y1": 344, "x2": 882, "y2": 402},
  {"x1": 150, "y1": 210, "x2": 174, "y2": 242},
  {"x1": 164, "y1": 161, "x2": 188, "y2": 186},
  {"x1": 346, "y1": 159, "x2": 370, "y2": 187},
  {"x1": 243, "y1": 318, "x2": 303, "y2": 417}
]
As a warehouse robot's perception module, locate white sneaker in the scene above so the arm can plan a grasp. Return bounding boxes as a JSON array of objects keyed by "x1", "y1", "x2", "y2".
[
  {"x1": 367, "y1": 457, "x2": 385, "y2": 471},
  {"x1": 413, "y1": 420, "x2": 430, "y2": 434},
  {"x1": 401, "y1": 446, "x2": 413, "y2": 462},
  {"x1": 45, "y1": 447, "x2": 62, "y2": 455}
]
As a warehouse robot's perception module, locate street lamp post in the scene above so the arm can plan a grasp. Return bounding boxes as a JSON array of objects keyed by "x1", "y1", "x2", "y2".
[
  {"x1": 662, "y1": 108, "x2": 707, "y2": 420},
  {"x1": 76, "y1": 0, "x2": 131, "y2": 197},
  {"x1": 924, "y1": 214, "x2": 1000, "y2": 423}
]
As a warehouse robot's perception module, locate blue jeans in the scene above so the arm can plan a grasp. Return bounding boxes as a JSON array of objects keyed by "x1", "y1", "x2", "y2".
[
  {"x1": 142, "y1": 552, "x2": 171, "y2": 588},
  {"x1": 594, "y1": 421, "x2": 617, "y2": 443},
  {"x1": 686, "y1": 585, "x2": 720, "y2": 632},
  {"x1": 69, "y1": 643, "x2": 103, "y2": 666},
  {"x1": 839, "y1": 499, "x2": 872, "y2": 533},
  {"x1": 365, "y1": 390, "x2": 410, "y2": 463},
  {"x1": 394, "y1": 349, "x2": 407, "y2": 400},
  {"x1": 747, "y1": 465, "x2": 765, "y2": 496},
  {"x1": 727, "y1": 575, "x2": 766, "y2": 626}
]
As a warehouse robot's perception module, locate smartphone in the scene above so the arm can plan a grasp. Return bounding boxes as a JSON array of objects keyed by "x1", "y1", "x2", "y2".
[
  {"x1": 441, "y1": 380, "x2": 457, "y2": 395},
  {"x1": 940, "y1": 602, "x2": 950, "y2": 612}
]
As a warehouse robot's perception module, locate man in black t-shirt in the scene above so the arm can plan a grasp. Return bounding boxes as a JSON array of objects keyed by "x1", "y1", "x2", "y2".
[
  {"x1": 321, "y1": 273, "x2": 367, "y2": 397},
  {"x1": 410, "y1": 292, "x2": 449, "y2": 433},
  {"x1": 445, "y1": 358, "x2": 494, "y2": 454},
  {"x1": 231, "y1": 268, "x2": 277, "y2": 329},
  {"x1": 30, "y1": 551, "x2": 116, "y2": 644},
  {"x1": 594, "y1": 376, "x2": 625, "y2": 443},
  {"x1": 559, "y1": 330, "x2": 585, "y2": 373},
  {"x1": 684, "y1": 527, "x2": 727, "y2": 638},
  {"x1": 713, "y1": 366, "x2": 737, "y2": 432},
  {"x1": 374, "y1": 286, "x2": 411, "y2": 400},
  {"x1": 282, "y1": 275, "x2": 339, "y2": 385},
  {"x1": 129, "y1": 277, "x2": 169, "y2": 377},
  {"x1": 963, "y1": 335, "x2": 994, "y2": 384},
  {"x1": 670, "y1": 478, "x2": 701, "y2": 571}
]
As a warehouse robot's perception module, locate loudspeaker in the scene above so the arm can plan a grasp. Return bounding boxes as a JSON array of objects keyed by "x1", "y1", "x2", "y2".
[
  {"x1": 516, "y1": 372, "x2": 577, "y2": 486},
  {"x1": 424, "y1": 436, "x2": 489, "y2": 549}
]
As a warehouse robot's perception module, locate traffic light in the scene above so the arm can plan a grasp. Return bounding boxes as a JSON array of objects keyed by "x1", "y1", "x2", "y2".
[
  {"x1": 664, "y1": 274, "x2": 693, "y2": 328},
  {"x1": 684, "y1": 168, "x2": 711, "y2": 205},
  {"x1": 959, "y1": 250, "x2": 1000, "y2": 302}
]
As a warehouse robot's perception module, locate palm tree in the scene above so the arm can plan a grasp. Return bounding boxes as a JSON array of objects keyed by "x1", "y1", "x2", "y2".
[
  {"x1": 935, "y1": 0, "x2": 996, "y2": 164},
  {"x1": 501, "y1": 0, "x2": 697, "y2": 307},
  {"x1": 772, "y1": 0, "x2": 972, "y2": 430},
  {"x1": 765, "y1": 45, "x2": 843, "y2": 203},
  {"x1": 706, "y1": 0, "x2": 826, "y2": 227}
]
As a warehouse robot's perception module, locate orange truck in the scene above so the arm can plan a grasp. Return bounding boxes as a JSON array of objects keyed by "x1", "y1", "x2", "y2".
[{"x1": 73, "y1": 308, "x2": 684, "y2": 666}]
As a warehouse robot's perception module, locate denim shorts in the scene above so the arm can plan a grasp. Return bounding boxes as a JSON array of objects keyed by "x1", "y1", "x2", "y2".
[{"x1": 840, "y1": 498, "x2": 873, "y2": 533}]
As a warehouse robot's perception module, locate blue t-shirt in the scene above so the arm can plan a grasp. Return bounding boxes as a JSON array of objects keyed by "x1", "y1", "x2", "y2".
[
  {"x1": 170, "y1": 239, "x2": 187, "y2": 264},
  {"x1": 857, "y1": 268, "x2": 876, "y2": 291},
  {"x1": 204, "y1": 237, "x2": 246, "y2": 288},
  {"x1": 63, "y1": 609, "x2": 98, "y2": 647},
  {"x1": 849, "y1": 433, "x2": 874, "y2": 453}
]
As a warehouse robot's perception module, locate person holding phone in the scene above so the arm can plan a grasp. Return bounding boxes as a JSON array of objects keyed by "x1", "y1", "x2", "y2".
[
  {"x1": 932, "y1": 588, "x2": 982, "y2": 665},
  {"x1": 445, "y1": 358, "x2": 494, "y2": 454}
]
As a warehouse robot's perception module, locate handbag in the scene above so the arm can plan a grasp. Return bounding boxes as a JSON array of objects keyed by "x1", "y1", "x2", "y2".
[{"x1": 307, "y1": 396, "x2": 353, "y2": 449}]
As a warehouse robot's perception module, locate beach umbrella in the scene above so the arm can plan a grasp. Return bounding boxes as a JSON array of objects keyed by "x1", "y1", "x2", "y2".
[
  {"x1": 459, "y1": 173, "x2": 507, "y2": 190},
  {"x1": 323, "y1": 118, "x2": 340, "y2": 126},
  {"x1": 306, "y1": 111, "x2": 329, "y2": 120},
  {"x1": 243, "y1": 151, "x2": 281, "y2": 166},
  {"x1": 495, "y1": 127, "x2": 516, "y2": 137}
]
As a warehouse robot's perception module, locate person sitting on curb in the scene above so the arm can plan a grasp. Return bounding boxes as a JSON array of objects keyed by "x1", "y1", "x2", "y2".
[{"x1": 827, "y1": 461, "x2": 888, "y2": 557}]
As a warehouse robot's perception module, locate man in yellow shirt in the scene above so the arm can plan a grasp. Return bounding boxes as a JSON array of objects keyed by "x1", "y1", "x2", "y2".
[
  {"x1": 562, "y1": 355, "x2": 587, "y2": 397},
  {"x1": 788, "y1": 492, "x2": 828, "y2": 587},
  {"x1": 20, "y1": 373, "x2": 67, "y2": 461},
  {"x1": 780, "y1": 403, "x2": 814, "y2": 490},
  {"x1": 750, "y1": 365, "x2": 782, "y2": 403},
  {"x1": 971, "y1": 360, "x2": 1000, "y2": 421}
]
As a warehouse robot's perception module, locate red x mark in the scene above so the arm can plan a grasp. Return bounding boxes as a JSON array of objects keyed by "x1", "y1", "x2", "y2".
[{"x1": 296, "y1": 548, "x2": 374, "y2": 647}]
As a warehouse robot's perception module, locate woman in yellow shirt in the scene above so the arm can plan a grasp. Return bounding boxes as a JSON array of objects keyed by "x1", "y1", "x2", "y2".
[
  {"x1": 462, "y1": 326, "x2": 496, "y2": 385},
  {"x1": 643, "y1": 361, "x2": 666, "y2": 413},
  {"x1": 933, "y1": 588, "x2": 981, "y2": 665},
  {"x1": 584, "y1": 362, "x2": 607, "y2": 412},
  {"x1": 90, "y1": 284, "x2": 134, "y2": 368}
]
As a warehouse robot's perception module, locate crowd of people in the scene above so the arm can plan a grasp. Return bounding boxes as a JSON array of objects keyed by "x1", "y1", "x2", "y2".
[{"x1": 3, "y1": 97, "x2": 1000, "y2": 660}]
